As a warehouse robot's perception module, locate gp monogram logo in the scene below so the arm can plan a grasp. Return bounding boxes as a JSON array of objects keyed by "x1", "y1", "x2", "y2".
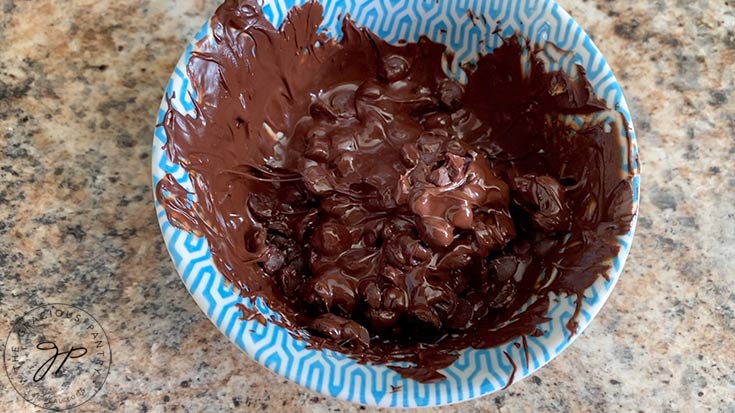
[{"x1": 4, "y1": 304, "x2": 111, "y2": 411}]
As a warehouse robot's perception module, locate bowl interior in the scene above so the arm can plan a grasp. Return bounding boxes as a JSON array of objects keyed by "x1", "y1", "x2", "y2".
[{"x1": 152, "y1": 0, "x2": 639, "y2": 407}]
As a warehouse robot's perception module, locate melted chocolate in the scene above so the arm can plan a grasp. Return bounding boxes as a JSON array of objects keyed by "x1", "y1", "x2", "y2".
[{"x1": 156, "y1": 0, "x2": 635, "y2": 382}]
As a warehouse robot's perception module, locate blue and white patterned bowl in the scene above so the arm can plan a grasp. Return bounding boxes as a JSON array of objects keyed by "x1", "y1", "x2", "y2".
[{"x1": 152, "y1": 0, "x2": 640, "y2": 407}]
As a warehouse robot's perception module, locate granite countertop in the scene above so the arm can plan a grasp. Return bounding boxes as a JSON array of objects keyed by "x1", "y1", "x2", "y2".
[{"x1": 1, "y1": 0, "x2": 733, "y2": 411}]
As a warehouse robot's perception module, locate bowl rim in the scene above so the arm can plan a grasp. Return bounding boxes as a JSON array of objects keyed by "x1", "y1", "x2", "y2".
[{"x1": 151, "y1": 0, "x2": 640, "y2": 407}]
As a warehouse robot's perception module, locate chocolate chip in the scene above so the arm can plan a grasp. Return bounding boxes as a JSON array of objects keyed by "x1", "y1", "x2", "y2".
[
  {"x1": 423, "y1": 112, "x2": 452, "y2": 130},
  {"x1": 247, "y1": 193, "x2": 275, "y2": 219},
  {"x1": 276, "y1": 263, "x2": 303, "y2": 297},
  {"x1": 338, "y1": 248, "x2": 379, "y2": 277},
  {"x1": 445, "y1": 298, "x2": 473, "y2": 330},
  {"x1": 532, "y1": 235, "x2": 559, "y2": 257},
  {"x1": 488, "y1": 283, "x2": 517, "y2": 308},
  {"x1": 305, "y1": 135, "x2": 330, "y2": 162},
  {"x1": 359, "y1": 281, "x2": 382, "y2": 309},
  {"x1": 381, "y1": 266, "x2": 406, "y2": 288},
  {"x1": 262, "y1": 247, "x2": 286, "y2": 274},
  {"x1": 417, "y1": 216, "x2": 455, "y2": 248},
  {"x1": 308, "y1": 267, "x2": 357, "y2": 314},
  {"x1": 356, "y1": 80, "x2": 383, "y2": 100},
  {"x1": 309, "y1": 98, "x2": 338, "y2": 121},
  {"x1": 310, "y1": 313, "x2": 371, "y2": 347},
  {"x1": 366, "y1": 308, "x2": 400, "y2": 330},
  {"x1": 490, "y1": 256, "x2": 519, "y2": 282},
  {"x1": 437, "y1": 79, "x2": 463, "y2": 111},
  {"x1": 341, "y1": 318, "x2": 371, "y2": 346},
  {"x1": 245, "y1": 228, "x2": 266, "y2": 253},
  {"x1": 400, "y1": 143, "x2": 421, "y2": 167},
  {"x1": 445, "y1": 153, "x2": 467, "y2": 180},
  {"x1": 383, "y1": 286, "x2": 408, "y2": 313},
  {"x1": 403, "y1": 237, "x2": 432, "y2": 266},
  {"x1": 511, "y1": 174, "x2": 570, "y2": 231},
  {"x1": 429, "y1": 167, "x2": 452, "y2": 186},
  {"x1": 379, "y1": 55, "x2": 411, "y2": 82},
  {"x1": 331, "y1": 129, "x2": 359, "y2": 152},
  {"x1": 413, "y1": 305, "x2": 442, "y2": 329},
  {"x1": 302, "y1": 164, "x2": 335, "y2": 195},
  {"x1": 312, "y1": 220, "x2": 352, "y2": 256},
  {"x1": 474, "y1": 212, "x2": 515, "y2": 253},
  {"x1": 438, "y1": 243, "x2": 474, "y2": 269},
  {"x1": 445, "y1": 204, "x2": 473, "y2": 229}
]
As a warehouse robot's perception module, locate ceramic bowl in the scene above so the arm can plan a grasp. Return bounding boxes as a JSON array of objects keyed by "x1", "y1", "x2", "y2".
[{"x1": 152, "y1": 0, "x2": 640, "y2": 407}]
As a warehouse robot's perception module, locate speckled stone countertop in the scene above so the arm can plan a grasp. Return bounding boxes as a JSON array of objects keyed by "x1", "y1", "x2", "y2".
[{"x1": 1, "y1": 0, "x2": 733, "y2": 412}]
